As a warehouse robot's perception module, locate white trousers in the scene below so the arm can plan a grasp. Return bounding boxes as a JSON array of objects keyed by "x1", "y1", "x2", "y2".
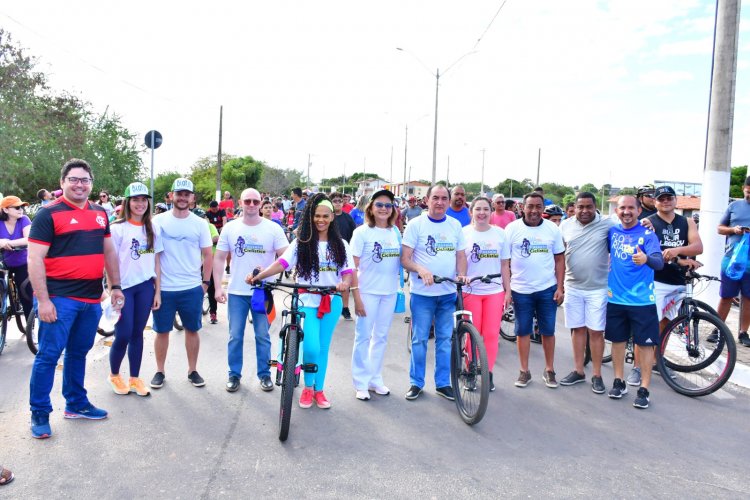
[{"x1": 351, "y1": 292, "x2": 397, "y2": 390}]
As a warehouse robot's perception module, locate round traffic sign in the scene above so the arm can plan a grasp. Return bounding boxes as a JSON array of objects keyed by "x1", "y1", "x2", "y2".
[{"x1": 144, "y1": 130, "x2": 163, "y2": 149}]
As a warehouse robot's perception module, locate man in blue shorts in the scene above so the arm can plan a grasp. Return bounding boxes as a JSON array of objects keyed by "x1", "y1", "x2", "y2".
[
  {"x1": 606, "y1": 195, "x2": 664, "y2": 409},
  {"x1": 504, "y1": 192, "x2": 565, "y2": 388},
  {"x1": 150, "y1": 178, "x2": 213, "y2": 389},
  {"x1": 716, "y1": 176, "x2": 750, "y2": 347}
]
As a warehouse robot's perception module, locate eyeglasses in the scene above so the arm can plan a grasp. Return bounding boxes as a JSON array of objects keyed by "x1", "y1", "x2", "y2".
[
  {"x1": 242, "y1": 199, "x2": 262, "y2": 206},
  {"x1": 99, "y1": 194, "x2": 108, "y2": 198},
  {"x1": 331, "y1": 199, "x2": 343, "y2": 203},
  {"x1": 642, "y1": 194, "x2": 655, "y2": 199},
  {"x1": 10, "y1": 206, "x2": 24, "y2": 210},
  {"x1": 656, "y1": 195, "x2": 675, "y2": 202},
  {"x1": 374, "y1": 202, "x2": 396, "y2": 209},
  {"x1": 66, "y1": 177, "x2": 92, "y2": 185}
]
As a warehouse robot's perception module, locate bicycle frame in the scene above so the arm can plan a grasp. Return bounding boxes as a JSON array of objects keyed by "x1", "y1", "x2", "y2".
[{"x1": 273, "y1": 292, "x2": 306, "y2": 386}]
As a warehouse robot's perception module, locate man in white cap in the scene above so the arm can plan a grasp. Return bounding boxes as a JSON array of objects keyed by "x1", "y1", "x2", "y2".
[{"x1": 150, "y1": 178, "x2": 213, "y2": 389}]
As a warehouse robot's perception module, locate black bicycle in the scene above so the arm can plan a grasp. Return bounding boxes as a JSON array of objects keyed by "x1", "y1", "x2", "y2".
[
  {"x1": 431, "y1": 274, "x2": 498, "y2": 426},
  {"x1": 499, "y1": 305, "x2": 542, "y2": 344},
  {"x1": 0, "y1": 248, "x2": 32, "y2": 355},
  {"x1": 252, "y1": 280, "x2": 337, "y2": 442}
]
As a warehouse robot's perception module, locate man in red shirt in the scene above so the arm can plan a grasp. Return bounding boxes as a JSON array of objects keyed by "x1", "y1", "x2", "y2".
[
  {"x1": 219, "y1": 191, "x2": 235, "y2": 220},
  {"x1": 342, "y1": 194, "x2": 354, "y2": 214},
  {"x1": 490, "y1": 193, "x2": 516, "y2": 229}
]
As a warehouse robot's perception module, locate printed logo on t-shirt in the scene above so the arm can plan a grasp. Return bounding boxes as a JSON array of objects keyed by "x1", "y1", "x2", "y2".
[
  {"x1": 519, "y1": 237, "x2": 549, "y2": 258},
  {"x1": 372, "y1": 241, "x2": 400, "y2": 263},
  {"x1": 660, "y1": 225, "x2": 684, "y2": 248},
  {"x1": 469, "y1": 243, "x2": 499, "y2": 263},
  {"x1": 96, "y1": 215, "x2": 107, "y2": 228},
  {"x1": 425, "y1": 234, "x2": 455, "y2": 256},
  {"x1": 233, "y1": 236, "x2": 265, "y2": 257},
  {"x1": 611, "y1": 233, "x2": 640, "y2": 261},
  {"x1": 129, "y1": 238, "x2": 154, "y2": 260}
]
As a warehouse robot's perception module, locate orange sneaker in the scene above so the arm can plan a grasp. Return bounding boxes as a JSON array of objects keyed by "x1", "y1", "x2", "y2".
[
  {"x1": 299, "y1": 387, "x2": 314, "y2": 408},
  {"x1": 314, "y1": 391, "x2": 331, "y2": 409},
  {"x1": 108, "y1": 374, "x2": 129, "y2": 395},
  {"x1": 129, "y1": 377, "x2": 151, "y2": 397}
]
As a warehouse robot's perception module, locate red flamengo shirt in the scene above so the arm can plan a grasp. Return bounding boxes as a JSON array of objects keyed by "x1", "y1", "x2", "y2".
[{"x1": 28, "y1": 198, "x2": 110, "y2": 303}]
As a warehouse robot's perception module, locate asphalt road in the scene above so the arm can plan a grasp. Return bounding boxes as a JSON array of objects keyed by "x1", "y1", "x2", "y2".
[{"x1": 1, "y1": 296, "x2": 749, "y2": 499}]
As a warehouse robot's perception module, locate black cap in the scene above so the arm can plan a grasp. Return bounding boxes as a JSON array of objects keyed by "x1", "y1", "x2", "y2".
[
  {"x1": 654, "y1": 186, "x2": 676, "y2": 199},
  {"x1": 370, "y1": 189, "x2": 395, "y2": 201}
]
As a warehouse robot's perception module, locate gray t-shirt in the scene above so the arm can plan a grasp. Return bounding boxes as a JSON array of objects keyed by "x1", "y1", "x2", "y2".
[
  {"x1": 560, "y1": 214, "x2": 615, "y2": 290},
  {"x1": 719, "y1": 199, "x2": 750, "y2": 250},
  {"x1": 401, "y1": 205, "x2": 423, "y2": 222}
]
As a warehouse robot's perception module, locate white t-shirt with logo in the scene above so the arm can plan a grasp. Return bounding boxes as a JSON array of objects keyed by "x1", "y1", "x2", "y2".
[
  {"x1": 110, "y1": 220, "x2": 163, "y2": 290},
  {"x1": 218, "y1": 218, "x2": 289, "y2": 296},
  {"x1": 403, "y1": 214, "x2": 466, "y2": 297},
  {"x1": 279, "y1": 240, "x2": 353, "y2": 308},
  {"x1": 350, "y1": 225, "x2": 401, "y2": 295},
  {"x1": 462, "y1": 225, "x2": 509, "y2": 295},
  {"x1": 155, "y1": 211, "x2": 213, "y2": 291},
  {"x1": 504, "y1": 218, "x2": 564, "y2": 294}
]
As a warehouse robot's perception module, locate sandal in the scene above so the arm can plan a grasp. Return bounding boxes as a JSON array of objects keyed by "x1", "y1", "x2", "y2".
[{"x1": 0, "y1": 466, "x2": 14, "y2": 486}]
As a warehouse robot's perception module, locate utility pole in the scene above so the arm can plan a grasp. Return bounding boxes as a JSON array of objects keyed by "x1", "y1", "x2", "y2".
[
  {"x1": 215, "y1": 105, "x2": 223, "y2": 202},
  {"x1": 390, "y1": 145, "x2": 393, "y2": 185},
  {"x1": 536, "y1": 147, "x2": 541, "y2": 187},
  {"x1": 446, "y1": 155, "x2": 450, "y2": 187},
  {"x1": 480, "y1": 149, "x2": 486, "y2": 197},
  {"x1": 403, "y1": 125, "x2": 408, "y2": 198},
  {"x1": 431, "y1": 68, "x2": 440, "y2": 185},
  {"x1": 699, "y1": 0, "x2": 741, "y2": 298},
  {"x1": 307, "y1": 154, "x2": 311, "y2": 189}
]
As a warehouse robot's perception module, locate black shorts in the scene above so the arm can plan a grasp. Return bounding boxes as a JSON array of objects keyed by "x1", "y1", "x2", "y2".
[{"x1": 604, "y1": 303, "x2": 660, "y2": 347}]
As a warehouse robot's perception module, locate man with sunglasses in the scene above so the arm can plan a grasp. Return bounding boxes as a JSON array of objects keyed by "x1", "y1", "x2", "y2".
[
  {"x1": 27, "y1": 159, "x2": 125, "y2": 439},
  {"x1": 330, "y1": 192, "x2": 356, "y2": 320},
  {"x1": 213, "y1": 188, "x2": 288, "y2": 393},
  {"x1": 636, "y1": 184, "x2": 657, "y2": 219}
]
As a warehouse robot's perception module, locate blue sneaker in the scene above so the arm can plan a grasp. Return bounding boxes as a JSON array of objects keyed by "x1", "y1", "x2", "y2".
[
  {"x1": 64, "y1": 403, "x2": 108, "y2": 420},
  {"x1": 31, "y1": 410, "x2": 52, "y2": 439}
]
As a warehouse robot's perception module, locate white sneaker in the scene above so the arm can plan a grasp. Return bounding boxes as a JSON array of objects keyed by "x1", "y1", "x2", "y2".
[
  {"x1": 355, "y1": 390, "x2": 371, "y2": 401},
  {"x1": 368, "y1": 384, "x2": 390, "y2": 396}
]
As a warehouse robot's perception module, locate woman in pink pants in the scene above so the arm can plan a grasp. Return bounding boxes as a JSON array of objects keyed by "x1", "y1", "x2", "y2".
[{"x1": 462, "y1": 197, "x2": 511, "y2": 391}]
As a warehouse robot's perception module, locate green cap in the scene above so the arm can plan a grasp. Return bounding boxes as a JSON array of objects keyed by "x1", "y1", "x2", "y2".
[{"x1": 123, "y1": 182, "x2": 150, "y2": 198}]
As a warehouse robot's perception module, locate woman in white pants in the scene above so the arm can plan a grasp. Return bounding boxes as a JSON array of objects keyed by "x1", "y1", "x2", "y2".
[{"x1": 350, "y1": 189, "x2": 401, "y2": 400}]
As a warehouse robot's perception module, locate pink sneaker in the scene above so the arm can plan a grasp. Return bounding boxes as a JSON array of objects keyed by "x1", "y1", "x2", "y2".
[
  {"x1": 299, "y1": 387, "x2": 314, "y2": 408},
  {"x1": 314, "y1": 391, "x2": 331, "y2": 409}
]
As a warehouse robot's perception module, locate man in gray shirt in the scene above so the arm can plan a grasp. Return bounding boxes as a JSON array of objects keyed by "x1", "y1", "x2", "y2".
[
  {"x1": 558, "y1": 192, "x2": 615, "y2": 393},
  {"x1": 401, "y1": 196, "x2": 423, "y2": 224}
]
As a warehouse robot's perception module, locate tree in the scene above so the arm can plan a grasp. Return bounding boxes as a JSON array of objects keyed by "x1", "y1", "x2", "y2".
[
  {"x1": 259, "y1": 165, "x2": 304, "y2": 196},
  {"x1": 153, "y1": 171, "x2": 184, "y2": 204},
  {"x1": 730, "y1": 165, "x2": 747, "y2": 198},
  {"x1": 493, "y1": 178, "x2": 534, "y2": 198},
  {"x1": 540, "y1": 182, "x2": 575, "y2": 205},
  {"x1": 0, "y1": 29, "x2": 143, "y2": 200},
  {"x1": 189, "y1": 154, "x2": 264, "y2": 203},
  {"x1": 579, "y1": 183, "x2": 599, "y2": 195}
]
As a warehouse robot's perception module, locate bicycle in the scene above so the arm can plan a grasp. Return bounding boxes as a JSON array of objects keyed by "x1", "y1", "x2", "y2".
[
  {"x1": 172, "y1": 292, "x2": 210, "y2": 331},
  {"x1": 0, "y1": 248, "x2": 32, "y2": 355},
  {"x1": 252, "y1": 279, "x2": 337, "y2": 442},
  {"x1": 499, "y1": 305, "x2": 542, "y2": 344},
  {"x1": 430, "y1": 274, "x2": 499, "y2": 426},
  {"x1": 656, "y1": 270, "x2": 736, "y2": 397}
]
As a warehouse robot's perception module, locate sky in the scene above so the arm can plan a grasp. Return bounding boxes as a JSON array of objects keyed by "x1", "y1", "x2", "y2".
[{"x1": 2, "y1": 0, "x2": 749, "y2": 191}]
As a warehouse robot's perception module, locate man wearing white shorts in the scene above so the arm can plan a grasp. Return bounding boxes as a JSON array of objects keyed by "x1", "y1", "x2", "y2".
[{"x1": 559, "y1": 192, "x2": 615, "y2": 394}]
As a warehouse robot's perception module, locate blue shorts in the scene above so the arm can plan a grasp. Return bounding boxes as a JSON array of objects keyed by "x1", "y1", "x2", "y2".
[
  {"x1": 152, "y1": 286, "x2": 204, "y2": 333},
  {"x1": 719, "y1": 268, "x2": 750, "y2": 299},
  {"x1": 604, "y1": 303, "x2": 659, "y2": 346},
  {"x1": 511, "y1": 285, "x2": 558, "y2": 336}
]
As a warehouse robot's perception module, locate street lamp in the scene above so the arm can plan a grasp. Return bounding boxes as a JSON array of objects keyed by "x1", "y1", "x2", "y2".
[{"x1": 396, "y1": 47, "x2": 476, "y2": 184}]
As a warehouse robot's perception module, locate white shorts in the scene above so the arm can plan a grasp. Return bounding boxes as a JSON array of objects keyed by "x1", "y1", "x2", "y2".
[
  {"x1": 563, "y1": 287, "x2": 608, "y2": 331},
  {"x1": 654, "y1": 281, "x2": 685, "y2": 321}
]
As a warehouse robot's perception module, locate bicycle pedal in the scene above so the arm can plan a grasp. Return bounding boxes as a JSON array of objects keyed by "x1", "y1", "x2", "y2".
[
  {"x1": 267, "y1": 359, "x2": 278, "y2": 367},
  {"x1": 302, "y1": 363, "x2": 318, "y2": 373}
]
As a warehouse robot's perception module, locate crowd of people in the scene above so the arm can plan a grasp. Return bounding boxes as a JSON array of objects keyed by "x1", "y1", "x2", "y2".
[{"x1": 3, "y1": 159, "x2": 749, "y2": 470}]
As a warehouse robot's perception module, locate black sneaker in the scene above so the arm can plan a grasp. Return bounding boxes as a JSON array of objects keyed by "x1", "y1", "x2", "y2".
[
  {"x1": 260, "y1": 376, "x2": 274, "y2": 392},
  {"x1": 608, "y1": 378, "x2": 628, "y2": 399},
  {"x1": 150, "y1": 372, "x2": 165, "y2": 389},
  {"x1": 489, "y1": 372, "x2": 495, "y2": 392},
  {"x1": 226, "y1": 376, "x2": 240, "y2": 392},
  {"x1": 560, "y1": 371, "x2": 586, "y2": 386},
  {"x1": 405, "y1": 385, "x2": 422, "y2": 401},
  {"x1": 740, "y1": 332, "x2": 750, "y2": 347},
  {"x1": 706, "y1": 329, "x2": 719, "y2": 343},
  {"x1": 633, "y1": 387, "x2": 650, "y2": 409},
  {"x1": 436, "y1": 386, "x2": 455, "y2": 401},
  {"x1": 591, "y1": 375, "x2": 605, "y2": 394},
  {"x1": 188, "y1": 371, "x2": 206, "y2": 387},
  {"x1": 342, "y1": 307, "x2": 353, "y2": 321}
]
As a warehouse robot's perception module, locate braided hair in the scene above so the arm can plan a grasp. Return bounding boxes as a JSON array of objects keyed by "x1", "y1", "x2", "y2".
[{"x1": 295, "y1": 192, "x2": 348, "y2": 282}]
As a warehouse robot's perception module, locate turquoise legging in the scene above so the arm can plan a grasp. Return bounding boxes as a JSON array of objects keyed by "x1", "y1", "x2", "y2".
[{"x1": 301, "y1": 295, "x2": 343, "y2": 391}]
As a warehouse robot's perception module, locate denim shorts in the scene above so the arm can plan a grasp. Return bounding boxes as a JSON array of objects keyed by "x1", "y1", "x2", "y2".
[
  {"x1": 511, "y1": 284, "x2": 558, "y2": 336},
  {"x1": 152, "y1": 286, "x2": 204, "y2": 333}
]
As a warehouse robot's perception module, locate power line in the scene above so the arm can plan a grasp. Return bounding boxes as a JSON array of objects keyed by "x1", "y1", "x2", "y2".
[{"x1": 474, "y1": 0, "x2": 510, "y2": 50}]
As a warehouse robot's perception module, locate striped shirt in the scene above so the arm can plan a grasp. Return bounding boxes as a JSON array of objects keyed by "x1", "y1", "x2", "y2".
[{"x1": 28, "y1": 198, "x2": 110, "y2": 303}]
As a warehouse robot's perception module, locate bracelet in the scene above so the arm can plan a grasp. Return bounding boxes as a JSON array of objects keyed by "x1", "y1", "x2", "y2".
[
  {"x1": 110, "y1": 285, "x2": 122, "y2": 290},
  {"x1": 349, "y1": 286, "x2": 359, "y2": 291},
  {"x1": 202, "y1": 280, "x2": 211, "y2": 286}
]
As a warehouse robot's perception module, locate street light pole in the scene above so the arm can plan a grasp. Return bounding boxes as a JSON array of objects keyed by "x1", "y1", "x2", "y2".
[{"x1": 431, "y1": 68, "x2": 440, "y2": 184}]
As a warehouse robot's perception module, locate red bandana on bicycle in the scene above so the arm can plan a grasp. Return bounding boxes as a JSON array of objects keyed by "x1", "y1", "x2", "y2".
[{"x1": 299, "y1": 289, "x2": 331, "y2": 318}]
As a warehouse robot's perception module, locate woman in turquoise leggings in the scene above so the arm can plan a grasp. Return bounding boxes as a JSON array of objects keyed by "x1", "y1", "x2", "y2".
[{"x1": 251, "y1": 193, "x2": 352, "y2": 409}]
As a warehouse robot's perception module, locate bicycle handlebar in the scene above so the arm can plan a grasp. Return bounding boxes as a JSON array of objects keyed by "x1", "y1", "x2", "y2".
[
  {"x1": 252, "y1": 281, "x2": 338, "y2": 294},
  {"x1": 433, "y1": 273, "x2": 503, "y2": 286}
]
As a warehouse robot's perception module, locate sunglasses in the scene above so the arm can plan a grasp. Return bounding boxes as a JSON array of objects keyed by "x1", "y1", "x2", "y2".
[
  {"x1": 331, "y1": 199, "x2": 343, "y2": 203},
  {"x1": 656, "y1": 195, "x2": 675, "y2": 201},
  {"x1": 374, "y1": 202, "x2": 396, "y2": 209},
  {"x1": 242, "y1": 199, "x2": 262, "y2": 206},
  {"x1": 10, "y1": 206, "x2": 24, "y2": 210}
]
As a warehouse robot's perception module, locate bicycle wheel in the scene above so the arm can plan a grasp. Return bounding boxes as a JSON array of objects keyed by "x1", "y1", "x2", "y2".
[
  {"x1": 202, "y1": 293, "x2": 210, "y2": 316},
  {"x1": 26, "y1": 309, "x2": 39, "y2": 355},
  {"x1": 173, "y1": 314, "x2": 184, "y2": 331},
  {"x1": 451, "y1": 322, "x2": 489, "y2": 426},
  {"x1": 0, "y1": 305, "x2": 6, "y2": 357},
  {"x1": 278, "y1": 324, "x2": 299, "y2": 442},
  {"x1": 10, "y1": 284, "x2": 27, "y2": 334},
  {"x1": 692, "y1": 299, "x2": 719, "y2": 318},
  {"x1": 658, "y1": 311, "x2": 736, "y2": 397},
  {"x1": 499, "y1": 305, "x2": 517, "y2": 342},
  {"x1": 406, "y1": 320, "x2": 413, "y2": 354}
]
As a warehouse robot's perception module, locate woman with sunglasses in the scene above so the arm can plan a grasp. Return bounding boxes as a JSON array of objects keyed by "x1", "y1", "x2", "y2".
[
  {"x1": 462, "y1": 196, "x2": 511, "y2": 391},
  {"x1": 249, "y1": 193, "x2": 352, "y2": 409},
  {"x1": 107, "y1": 183, "x2": 162, "y2": 397},
  {"x1": 0, "y1": 196, "x2": 33, "y2": 322},
  {"x1": 97, "y1": 191, "x2": 115, "y2": 218},
  {"x1": 349, "y1": 190, "x2": 401, "y2": 400}
]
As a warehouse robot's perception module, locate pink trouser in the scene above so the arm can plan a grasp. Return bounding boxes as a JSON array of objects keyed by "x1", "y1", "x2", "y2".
[{"x1": 462, "y1": 291, "x2": 504, "y2": 370}]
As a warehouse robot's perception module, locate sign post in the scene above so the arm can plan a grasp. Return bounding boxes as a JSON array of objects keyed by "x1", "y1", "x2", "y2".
[{"x1": 144, "y1": 130, "x2": 163, "y2": 212}]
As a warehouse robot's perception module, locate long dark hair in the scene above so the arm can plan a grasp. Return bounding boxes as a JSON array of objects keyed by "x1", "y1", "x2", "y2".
[
  {"x1": 296, "y1": 192, "x2": 347, "y2": 281},
  {"x1": 112, "y1": 196, "x2": 155, "y2": 250}
]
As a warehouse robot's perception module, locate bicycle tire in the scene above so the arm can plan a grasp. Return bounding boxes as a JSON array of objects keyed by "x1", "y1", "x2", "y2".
[
  {"x1": 0, "y1": 306, "x2": 6, "y2": 357},
  {"x1": 499, "y1": 305, "x2": 516, "y2": 343},
  {"x1": 451, "y1": 322, "x2": 489, "y2": 426},
  {"x1": 658, "y1": 311, "x2": 736, "y2": 397},
  {"x1": 26, "y1": 309, "x2": 39, "y2": 355},
  {"x1": 279, "y1": 324, "x2": 299, "y2": 442},
  {"x1": 602, "y1": 340, "x2": 612, "y2": 364},
  {"x1": 692, "y1": 299, "x2": 719, "y2": 318},
  {"x1": 173, "y1": 314, "x2": 184, "y2": 331},
  {"x1": 10, "y1": 283, "x2": 27, "y2": 334},
  {"x1": 202, "y1": 294, "x2": 210, "y2": 316},
  {"x1": 406, "y1": 320, "x2": 412, "y2": 354}
]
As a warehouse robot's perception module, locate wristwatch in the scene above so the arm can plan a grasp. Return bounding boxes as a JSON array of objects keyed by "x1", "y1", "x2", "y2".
[
  {"x1": 110, "y1": 285, "x2": 122, "y2": 290},
  {"x1": 202, "y1": 280, "x2": 211, "y2": 286}
]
